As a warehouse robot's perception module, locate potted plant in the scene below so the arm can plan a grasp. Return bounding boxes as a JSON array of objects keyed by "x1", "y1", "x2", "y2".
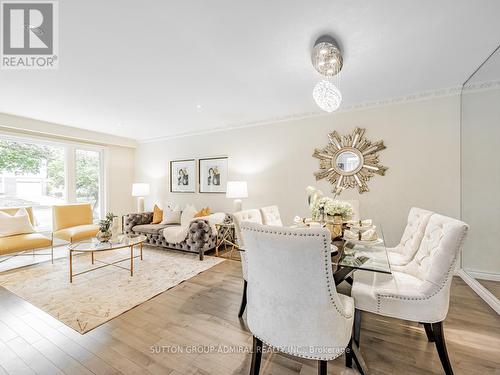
[{"x1": 96, "y1": 212, "x2": 117, "y2": 243}]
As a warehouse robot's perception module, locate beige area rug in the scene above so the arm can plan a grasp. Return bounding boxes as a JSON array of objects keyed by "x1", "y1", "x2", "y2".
[{"x1": 0, "y1": 246, "x2": 224, "y2": 334}]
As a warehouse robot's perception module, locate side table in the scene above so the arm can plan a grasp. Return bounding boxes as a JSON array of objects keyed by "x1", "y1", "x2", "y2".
[{"x1": 215, "y1": 223, "x2": 239, "y2": 260}]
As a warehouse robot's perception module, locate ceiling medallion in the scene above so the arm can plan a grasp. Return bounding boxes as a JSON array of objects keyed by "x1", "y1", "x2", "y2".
[
  {"x1": 311, "y1": 35, "x2": 343, "y2": 112},
  {"x1": 312, "y1": 127, "x2": 388, "y2": 194}
]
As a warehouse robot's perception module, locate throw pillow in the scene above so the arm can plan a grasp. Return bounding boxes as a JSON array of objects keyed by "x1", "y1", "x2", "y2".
[
  {"x1": 0, "y1": 208, "x2": 35, "y2": 238},
  {"x1": 152, "y1": 204, "x2": 163, "y2": 224},
  {"x1": 160, "y1": 206, "x2": 182, "y2": 225},
  {"x1": 194, "y1": 207, "x2": 211, "y2": 218},
  {"x1": 181, "y1": 204, "x2": 198, "y2": 226}
]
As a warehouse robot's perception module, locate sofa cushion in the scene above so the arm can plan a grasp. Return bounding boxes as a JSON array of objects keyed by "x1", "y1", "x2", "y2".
[
  {"x1": 0, "y1": 233, "x2": 52, "y2": 255},
  {"x1": 53, "y1": 224, "x2": 99, "y2": 242},
  {"x1": 132, "y1": 224, "x2": 173, "y2": 234}
]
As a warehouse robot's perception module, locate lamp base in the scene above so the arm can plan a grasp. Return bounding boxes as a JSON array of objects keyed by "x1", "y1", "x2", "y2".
[
  {"x1": 137, "y1": 197, "x2": 145, "y2": 213},
  {"x1": 233, "y1": 199, "x2": 243, "y2": 213}
]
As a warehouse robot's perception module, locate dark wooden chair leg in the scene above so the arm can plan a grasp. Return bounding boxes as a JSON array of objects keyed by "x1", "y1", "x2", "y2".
[
  {"x1": 422, "y1": 323, "x2": 435, "y2": 342},
  {"x1": 432, "y1": 321, "x2": 454, "y2": 375},
  {"x1": 250, "y1": 336, "x2": 263, "y2": 375},
  {"x1": 345, "y1": 338, "x2": 353, "y2": 368},
  {"x1": 354, "y1": 308, "x2": 362, "y2": 347},
  {"x1": 238, "y1": 280, "x2": 248, "y2": 318},
  {"x1": 318, "y1": 360, "x2": 327, "y2": 375}
]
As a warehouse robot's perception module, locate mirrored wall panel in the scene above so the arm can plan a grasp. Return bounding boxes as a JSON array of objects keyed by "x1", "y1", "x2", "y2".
[{"x1": 461, "y1": 46, "x2": 500, "y2": 301}]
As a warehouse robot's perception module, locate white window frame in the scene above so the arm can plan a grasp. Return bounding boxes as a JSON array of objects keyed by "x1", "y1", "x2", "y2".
[{"x1": 0, "y1": 130, "x2": 107, "y2": 219}]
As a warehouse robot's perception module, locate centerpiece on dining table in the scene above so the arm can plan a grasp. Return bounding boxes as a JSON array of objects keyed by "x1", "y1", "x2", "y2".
[{"x1": 310, "y1": 197, "x2": 353, "y2": 239}]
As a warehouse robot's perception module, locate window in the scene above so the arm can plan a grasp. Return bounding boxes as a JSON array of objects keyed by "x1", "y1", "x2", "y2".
[
  {"x1": 75, "y1": 149, "x2": 102, "y2": 220},
  {"x1": 0, "y1": 135, "x2": 105, "y2": 230}
]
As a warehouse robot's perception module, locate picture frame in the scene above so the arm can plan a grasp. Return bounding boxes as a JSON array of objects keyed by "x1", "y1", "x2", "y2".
[
  {"x1": 170, "y1": 159, "x2": 196, "y2": 193},
  {"x1": 199, "y1": 157, "x2": 228, "y2": 193}
]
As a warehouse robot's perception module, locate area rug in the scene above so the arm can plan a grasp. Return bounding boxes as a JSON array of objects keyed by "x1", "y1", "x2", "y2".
[{"x1": 0, "y1": 246, "x2": 224, "y2": 333}]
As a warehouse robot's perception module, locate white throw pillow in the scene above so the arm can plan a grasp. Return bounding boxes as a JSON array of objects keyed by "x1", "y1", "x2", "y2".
[
  {"x1": 0, "y1": 208, "x2": 35, "y2": 238},
  {"x1": 160, "y1": 206, "x2": 182, "y2": 224},
  {"x1": 181, "y1": 204, "x2": 197, "y2": 226}
]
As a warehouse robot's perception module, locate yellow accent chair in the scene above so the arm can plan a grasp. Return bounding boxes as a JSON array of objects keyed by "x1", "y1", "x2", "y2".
[
  {"x1": 0, "y1": 207, "x2": 54, "y2": 263},
  {"x1": 52, "y1": 203, "x2": 99, "y2": 243}
]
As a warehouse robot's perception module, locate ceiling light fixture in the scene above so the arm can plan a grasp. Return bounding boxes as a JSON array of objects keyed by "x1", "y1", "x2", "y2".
[
  {"x1": 311, "y1": 35, "x2": 343, "y2": 112},
  {"x1": 313, "y1": 80, "x2": 342, "y2": 113}
]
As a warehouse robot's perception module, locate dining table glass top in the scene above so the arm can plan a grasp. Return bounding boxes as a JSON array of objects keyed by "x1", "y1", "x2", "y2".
[{"x1": 334, "y1": 223, "x2": 391, "y2": 274}]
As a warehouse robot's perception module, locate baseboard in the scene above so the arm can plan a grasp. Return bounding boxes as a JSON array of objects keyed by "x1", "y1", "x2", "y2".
[
  {"x1": 463, "y1": 270, "x2": 500, "y2": 282},
  {"x1": 457, "y1": 269, "x2": 500, "y2": 314}
]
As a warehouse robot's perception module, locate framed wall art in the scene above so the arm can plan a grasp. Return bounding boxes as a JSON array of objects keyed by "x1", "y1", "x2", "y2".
[
  {"x1": 199, "y1": 157, "x2": 228, "y2": 193},
  {"x1": 170, "y1": 159, "x2": 196, "y2": 193}
]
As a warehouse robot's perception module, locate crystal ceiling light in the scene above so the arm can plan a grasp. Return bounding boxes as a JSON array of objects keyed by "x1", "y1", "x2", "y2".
[
  {"x1": 313, "y1": 80, "x2": 342, "y2": 112},
  {"x1": 311, "y1": 35, "x2": 343, "y2": 112},
  {"x1": 311, "y1": 35, "x2": 343, "y2": 77}
]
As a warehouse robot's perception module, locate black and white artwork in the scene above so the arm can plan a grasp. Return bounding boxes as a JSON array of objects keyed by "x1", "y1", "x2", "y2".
[
  {"x1": 170, "y1": 159, "x2": 196, "y2": 193},
  {"x1": 199, "y1": 157, "x2": 228, "y2": 193}
]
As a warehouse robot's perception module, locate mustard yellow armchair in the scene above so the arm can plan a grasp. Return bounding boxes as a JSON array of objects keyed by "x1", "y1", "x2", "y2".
[
  {"x1": 0, "y1": 207, "x2": 53, "y2": 263},
  {"x1": 52, "y1": 203, "x2": 99, "y2": 243}
]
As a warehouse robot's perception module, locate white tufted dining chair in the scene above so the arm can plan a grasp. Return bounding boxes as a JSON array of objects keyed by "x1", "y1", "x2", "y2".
[
  {"x1": 232, "y1": 209, "x2": 264, "y2": 318},
  {"x1": 387, "y1": 207, "x2": 433, "y2": 268},
  {"x1": 259, "y1": 205, "x2": 283, "y2": 226},
  {"x1": 351, "y1": 213, "x2": 468, "y2": 375},
  {"x1": 241, "y1": 223, "x2": 354, "y2": 375}
]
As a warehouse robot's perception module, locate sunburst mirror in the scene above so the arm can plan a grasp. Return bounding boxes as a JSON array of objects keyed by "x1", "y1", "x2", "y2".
[{"x1": 312, "y1": 127, "x2": 388, "y2": 194}]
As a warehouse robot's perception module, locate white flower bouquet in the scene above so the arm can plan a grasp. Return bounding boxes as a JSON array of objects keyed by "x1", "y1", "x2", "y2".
[{"x1": 311, "y1": 197, "x2": 353, "y2": 222}]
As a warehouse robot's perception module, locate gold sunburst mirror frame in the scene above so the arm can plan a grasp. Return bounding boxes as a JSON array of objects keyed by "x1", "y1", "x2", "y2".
[{"x1": 313, "y1": 127, "x2": 388, "y2": 194}]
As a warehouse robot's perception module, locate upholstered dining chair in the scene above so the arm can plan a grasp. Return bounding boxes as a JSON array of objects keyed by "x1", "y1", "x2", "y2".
[
  {"x1": 259, "y1": 205, "x2": 283, "y2": 226},
  {"x1": 232, "y1": 209, "x2": 264, "y2": 318},
  {"x1": 241, "y1": 222, "x2": 354, "y2": 375},
  {"x1": 351, "y1": 213, "x2": 468, "y2": 375},
  {"x1": 387, "y1": 207, "x2": 433, "y2": 268}
]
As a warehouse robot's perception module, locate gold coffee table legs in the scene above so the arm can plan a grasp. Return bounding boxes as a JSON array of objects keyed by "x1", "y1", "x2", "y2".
[{"x1": 69, "y1": 244, "x2": 143, "y2": 283}]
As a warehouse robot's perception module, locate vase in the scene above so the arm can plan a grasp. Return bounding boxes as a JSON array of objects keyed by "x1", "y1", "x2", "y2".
[
  {"x1": 96, "y1": 230, "x2": 112, "y2": 243},
  {"x1": 326, "y1": 214, "x2": 343, "y2": 240}
]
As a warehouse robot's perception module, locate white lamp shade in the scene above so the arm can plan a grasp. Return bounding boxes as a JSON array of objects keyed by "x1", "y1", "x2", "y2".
[
  {"x1": 132, "y1": 183, "x2": 150, "y2": 197},
  {"x1": 226, "y1": 181, "x2": 248, "y2": 199}
]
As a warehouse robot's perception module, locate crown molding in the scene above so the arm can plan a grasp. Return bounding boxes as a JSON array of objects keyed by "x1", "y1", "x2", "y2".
[{"x1": 139, "y1": 81, "x2": 500, "y2": 144}]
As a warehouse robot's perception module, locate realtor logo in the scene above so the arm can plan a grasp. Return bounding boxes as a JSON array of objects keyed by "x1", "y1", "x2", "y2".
[{"x1": 1, "y1": 1, "x2": 59, "y2": 69}]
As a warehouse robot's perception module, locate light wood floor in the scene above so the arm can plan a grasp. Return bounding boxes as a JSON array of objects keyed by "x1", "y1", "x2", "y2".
[
  {"x1": 478, "y1": 279, "x2": 500, "y2": 300},
  {"x1": 0, "y1": 253, "x2": 499, "y2": 375}
]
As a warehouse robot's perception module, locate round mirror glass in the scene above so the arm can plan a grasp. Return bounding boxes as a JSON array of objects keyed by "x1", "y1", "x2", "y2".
[{"x1": 335, "y1": 151, "x2": 361, "y2": 173}]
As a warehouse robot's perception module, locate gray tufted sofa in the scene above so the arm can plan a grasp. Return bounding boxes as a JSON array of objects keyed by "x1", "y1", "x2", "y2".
[{"x1": 123, "y1": 212, "x2": 229, "y2": 260}]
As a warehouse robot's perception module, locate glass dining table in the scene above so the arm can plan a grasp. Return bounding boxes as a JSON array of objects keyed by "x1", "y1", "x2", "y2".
[{"x1": 332, "y1": 223, "x2": 391, "y2": 285}]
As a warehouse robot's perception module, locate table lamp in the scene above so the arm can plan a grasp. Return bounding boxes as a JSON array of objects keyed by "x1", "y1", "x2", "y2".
[
  {"x1": 226, "y1": 181, "x2": 248, "y2": 212},
  {"x1": 132, "y1": 183, "x2": 150, "y2": 213}
]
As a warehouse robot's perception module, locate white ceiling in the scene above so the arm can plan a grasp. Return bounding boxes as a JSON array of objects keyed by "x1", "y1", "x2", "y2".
[{"x1": 1, "y1": 0, "x2": 499, "y2": 141}]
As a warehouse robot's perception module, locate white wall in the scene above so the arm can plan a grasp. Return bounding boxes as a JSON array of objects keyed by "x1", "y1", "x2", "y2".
[
  {"x1": 461, "y1": 88, "x2": 500, "y2": 278},
  {"x1": 135, "y1": 95, "x2": 461, "y2": 246}
]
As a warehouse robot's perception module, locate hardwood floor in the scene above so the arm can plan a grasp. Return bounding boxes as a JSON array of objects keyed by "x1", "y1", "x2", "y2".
[
  {"x1": 478, "y1": 279, "x2": 500, "y2": 300},
  {"x1": 0, "y1": 253, "x2": 499, "y2": 375}
]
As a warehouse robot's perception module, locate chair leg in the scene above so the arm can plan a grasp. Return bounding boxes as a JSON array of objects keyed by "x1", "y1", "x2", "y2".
[
  {"x1": 432, "y1": 321, "x2": 454, "y2": 375},
  {"x1": 51, "y1": 234, "x2": 54, "y2": 264},
  {"x1": 238, "y1": 280, "x2": 248, "y2": 318},
  {"x1": 345, "y1": 338, "x2": 353, "y2": 368},
  {"x1": 354, "y1": 308, "x2": 362, "y2": 347},
  {"x1": 249, "y1": 336, "x2": 262, "y2": 375},
  {"x1": 422, "y1": 323, "x2": 435, "y2": 342},
  {"x1": 318, "y1": 360, "x2": 327, "y2": 375}
]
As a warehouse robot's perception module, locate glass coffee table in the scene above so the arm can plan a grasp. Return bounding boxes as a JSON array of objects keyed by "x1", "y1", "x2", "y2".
[{"x1": 67, "y1": 235, "x2": 147, "y2": 283}]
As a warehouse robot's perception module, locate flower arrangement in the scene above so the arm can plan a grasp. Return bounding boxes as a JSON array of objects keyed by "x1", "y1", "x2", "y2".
[
  {"x1": 97, "y1": 212, "x2": 117, "y2": 242},
  {"x1": 311, "y1": 197, "x2": 353, "y2": 222}
]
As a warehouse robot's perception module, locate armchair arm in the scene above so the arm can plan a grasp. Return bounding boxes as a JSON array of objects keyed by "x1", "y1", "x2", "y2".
[
  {"x1": 123, "y1": 212, "x2": 153, "y2": 234},
  {"x1": 185, "y1": 218, "x2": 215, "y2": 261}
]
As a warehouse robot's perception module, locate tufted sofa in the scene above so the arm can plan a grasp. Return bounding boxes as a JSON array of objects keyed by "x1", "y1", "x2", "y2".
[{"x1": 123, "y1": 211, "x2": 229, "y2": 260}]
